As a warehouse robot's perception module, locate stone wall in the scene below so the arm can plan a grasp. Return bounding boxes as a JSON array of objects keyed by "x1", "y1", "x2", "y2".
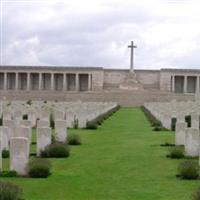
[
  {"x1": 1, "y1": 66, "x2": 200, "y2": 95},
  {"x1": 160, "y1": 69, "x2": 200, "y2": 93},
  {"x1": 0, "y1": 66, "x2": 104, "y2": 92},
  {"x1": 103, "y1": 69, "x2": 160, "y2": 89}
]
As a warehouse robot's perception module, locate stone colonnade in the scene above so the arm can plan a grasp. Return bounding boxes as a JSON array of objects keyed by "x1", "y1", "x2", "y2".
[
  {"x1": 171, "y1": 75, "x2": 200, "y2": 94},
  {"x1": 0, "y1": 72, "x2": 92, "y2": 91}
]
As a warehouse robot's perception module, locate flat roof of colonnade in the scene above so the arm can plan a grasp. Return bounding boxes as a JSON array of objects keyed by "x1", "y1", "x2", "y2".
[
  {"x1": 161, "y1": 68, "x2": 200, "y2": 73},
  {"x1": 0, "y1": 65, "x2": 200, "y2": 72},
  {"x1": 0, "y1": 65, "x2": 103, "y2": 71}
]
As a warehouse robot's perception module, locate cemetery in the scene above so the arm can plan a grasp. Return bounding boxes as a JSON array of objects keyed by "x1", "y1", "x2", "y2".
[
  {"x1": 2, "y1": 0, "x2": 200, "y2": 197},
  {"x1": 1, "y1": 61, "x2": 200, "y2": 199},
  {"x1": 0, "y1": 97, "x2": 200, "y2": 199}
]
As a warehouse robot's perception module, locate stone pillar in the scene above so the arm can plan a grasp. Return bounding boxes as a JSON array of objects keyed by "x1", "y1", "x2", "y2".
[
  {"x1": 15, "y1": 73, "x2": 18, "y2": 90},
  {"x1": 39, "y1": 73, "x2": 42, "y2": 90},
  {"x1": 51, "y1": 73, "x2": 54, "y2": 90},
  {"x1": 63, "y1": 73, "x2": 66, "y2": 91},
  {"x1": 196, "y1": 76, "x2": 199, "y2": 93},
  {"x1": 4, "y1": 72, "x2": 7, "y2": 90},
  {"x1": 27, "y1": 73, "x2": 30, "y2": 91},
  {"x1": 88, "y1": 74, "x2": 91, "y2": 91},
  {"x1": 75, "y1": 73, "x2": 79, "y2": 91},
  {"x1": 184, "y1": 76, "x2": 187, "y2": 93},
  {"x1": 171, "y1": 75, "x2": 175, "y2": 92}
]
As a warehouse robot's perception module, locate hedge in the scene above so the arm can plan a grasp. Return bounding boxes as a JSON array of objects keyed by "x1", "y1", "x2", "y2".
[
  {"x1": 86, "y1": 105, "x2": 120, "y2": 129},
  {"x1": 141, "y1": 106, "x2": 167, "y2": 131}
]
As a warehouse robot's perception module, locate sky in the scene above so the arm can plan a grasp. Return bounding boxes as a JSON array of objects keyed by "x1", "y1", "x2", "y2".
[{"x1": 0, "y1": 0, "x2": 200, "y2": 70}]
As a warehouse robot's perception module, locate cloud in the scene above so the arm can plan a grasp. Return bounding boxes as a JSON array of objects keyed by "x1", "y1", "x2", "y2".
[{"x1": 1, "y1": 0, "x2": 200, "y2": 69}]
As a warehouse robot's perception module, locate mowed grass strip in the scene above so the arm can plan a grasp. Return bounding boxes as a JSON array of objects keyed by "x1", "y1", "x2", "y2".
[{"x1": 2, "y1": 108, "x2": 199, "y2": 200}]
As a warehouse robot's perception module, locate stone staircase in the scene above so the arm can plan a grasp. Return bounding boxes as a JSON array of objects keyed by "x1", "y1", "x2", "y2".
[{"x1": 0, "y1": 89, "x2": 195, "y2": 107}]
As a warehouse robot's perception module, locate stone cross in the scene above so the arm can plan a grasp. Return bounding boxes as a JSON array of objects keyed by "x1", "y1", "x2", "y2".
[{"x1": 128, "y1": 41, "x2": 137, "y2": 73}]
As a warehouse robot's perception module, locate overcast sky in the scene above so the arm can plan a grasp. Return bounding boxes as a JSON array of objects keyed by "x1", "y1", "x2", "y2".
[{"x1": 1, "y1": 0, "x2": 200, "y2": 69}]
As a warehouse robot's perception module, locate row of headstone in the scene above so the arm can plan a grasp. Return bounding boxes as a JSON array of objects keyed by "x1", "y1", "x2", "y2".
[
  {"x1": 144, "y1": 100, "x2": 200, "y2": 158},
  {"x1": 0, "y1": 101, "x2": 118, "y2": 128},
  {"x1": 144, "y1": 100, "x2": 200, "y2": 130},
  {"x1": 0, "y1": 100, "x2": 117, "y2": 175},
  {"x1": 176, "y1": 123, "x2": 200, "y2": 157},
  {"x1": 0, "y1": 119, "x2": 67, "y2": 175}
]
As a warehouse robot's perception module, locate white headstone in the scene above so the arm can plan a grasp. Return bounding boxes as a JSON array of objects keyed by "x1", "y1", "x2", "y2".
[
  {"x1": 54, "y1": 110, "x2": 65, "y2": 120},
  {"x1": 15, "y1": 126, "x2": 32, "y2": 146},
  {"x1": 37, "y1": 120, "x2": 49, "y2": 128},
  {"x1": 0, "y1": 126, "x2": 9, "y2": 150},
  {"x1": 36, "y1": 127, "x2": 51, "y2": 156},
  {"x1": 40, "y1": 109, "x2": 49, "y2": 120},
  {"x1": 20, "y1": 120, "x2": 32, "y2": 128},
  {"x1": 175, "y1": 122, "x2": 187, "y2": 145},
  {"x1": 191, "y1": 112, "x2": 199, "y2": 129},
  {"x1": 13, "y1": 111, "x2": 22, "y2": 125},
  {"x1": 3, "y1": 109, "x2": 12, "y2": 120},
  {"x1": 0, "y1": 136, "x2": 2, "y2": 171},
  {"x1": 3, "y1": 120, "x2": 16, "y2": 139},
  {"x1": 185, "y1": 128, "x2": 200, "y2": 157},
  {"x1": 10, "y1": 137, "x2": 29, "y2": 175},
  {"x1": 55, "y1": 120, "x2": 67, "y2": 142},
  {"x1": 27, "y1": 110, "x2": 37, "y2": 127}
]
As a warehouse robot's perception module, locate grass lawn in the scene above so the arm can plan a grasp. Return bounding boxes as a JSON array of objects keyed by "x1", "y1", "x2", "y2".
[{"x1": 1, "y1": 108, "x2": 199, "y2": 200}]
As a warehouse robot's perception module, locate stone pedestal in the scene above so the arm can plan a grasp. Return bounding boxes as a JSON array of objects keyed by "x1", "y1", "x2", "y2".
[{"x1": 119, "y1": 72, "x2": 143, "y2": 90}]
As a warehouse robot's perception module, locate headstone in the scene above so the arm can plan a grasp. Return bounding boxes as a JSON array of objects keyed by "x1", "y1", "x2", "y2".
[
  {"x1": 55, "y1": 120, "x2": 67, "y2": 142},
  {"x1": 20, "y1": 120, "x2": 32, "y2": 128},
  {"x1": 36, "y1": 127, "x2": 51, "y2": 156},
  {"x1": 37, "y1": 120, "x2": 49, "y2": 128},
  {"x1": 54, "y1": 110, "x2": 65, "y2": 120},
  {"x1": 0, "y1": 135, "x2": 2, "y2": 171},
  {"x1": 13, "y1": 111, "x2": 22, "y2": 125},
  {"x1": 10, "y1": 137, "x2": 29, "y2": 175},
  {"x1": 176, "y1": 114, "x2": 185, "y2": 123},
  {"x1": 185, "y1": 128, "x2": 200, "y2": 157},
  {"x1": 0, "y1": 126, "x2": 9, "y2": 150},
  {"x1": 162, "y1": 114, "x2": 171, "y2": 130},
  {"x1": 27, "y1": 110, "x2": 37, "y2": 127},
  {"x1": 40, "y1": 109, "x2": 49, "y2": 120},
  {"x1": 175, "y1": 122, "x2": 187, "y2": 145},
  {"x1": 15, "y1": 126, "x2": 32, "y2": 145},
  {"x1": 191, "y1": 112, "x2": 199, "y2": 129},
  {"x1": 3, "y1": 120, "x2": 16, "y2": 139},
  {"x1": 3, "y1": 110, "x2": 12, "y2": 120}
]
